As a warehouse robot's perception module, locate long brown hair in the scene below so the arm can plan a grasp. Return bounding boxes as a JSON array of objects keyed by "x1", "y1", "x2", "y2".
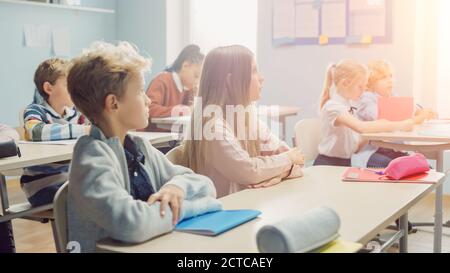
[{"x1": 182, "y1": 45, "x2": 261, "y2": 172}]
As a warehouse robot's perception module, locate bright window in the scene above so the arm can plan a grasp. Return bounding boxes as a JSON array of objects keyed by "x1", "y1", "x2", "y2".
[
  {"x1": 437, "y1": 0, "x2": 450, "y2": 118},
  {"x1": 189, "y1": 0, "x2": 258, "y2": 55}
]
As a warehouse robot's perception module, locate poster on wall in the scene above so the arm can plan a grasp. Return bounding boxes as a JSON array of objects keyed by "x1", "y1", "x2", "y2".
[{"x1": 273, "y1": 0, "x2": 392, "y2": 46}]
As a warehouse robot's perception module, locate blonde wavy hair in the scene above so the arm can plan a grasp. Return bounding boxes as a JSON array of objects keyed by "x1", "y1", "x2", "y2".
[
  {"x1": 67, "y1": 41, "x2": 152, "y2": 124},
  {"x1": 367, "y1": 59, "x2": 393, "y2": 91}
]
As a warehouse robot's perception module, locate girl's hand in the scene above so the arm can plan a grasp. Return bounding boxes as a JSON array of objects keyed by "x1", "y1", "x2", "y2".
[
  {"x1": 148, "y1": 185, "x2": 185, "y2": 225},
  {"x1": 248, "y1": 170, "x2": 291, "y2": 189},
  {"x1": 248, "y1": 176, "x2": 284, "y2": 189},
  {"x1": 286, "y1": 147, "x2": 305, "y2": 166},
  {"x1": 84, "y1": 125, "x2": 91, "y2": 135},
  {"x1": 172, "y1": 105, "x2": 192, "y2": 117}
]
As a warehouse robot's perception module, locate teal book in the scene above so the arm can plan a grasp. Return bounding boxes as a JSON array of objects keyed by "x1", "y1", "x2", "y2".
[{"x1": 175, "y1": 210, "x2": 262, "y2": 236}]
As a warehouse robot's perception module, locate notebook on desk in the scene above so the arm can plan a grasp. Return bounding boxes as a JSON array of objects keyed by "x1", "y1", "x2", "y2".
[
  {"x1": 314, "y1": 239, "x2": 363, "y2": 253},
  {"x1": 175, "y1": 210, "x2": 261, "y2": 236},
  {"x1": 378, "y1": 97, "x2": 414, "y2": 121},
  {"x1": 342, "y1": 167, "x2": 440, "y2": 184}
]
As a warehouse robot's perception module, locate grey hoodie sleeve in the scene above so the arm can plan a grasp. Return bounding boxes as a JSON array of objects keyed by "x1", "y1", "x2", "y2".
[
  {"x1": 69, "y1": 138, "x2": 175, "y2": 244},
  {"x1": 143, "y1": 143, "x2": 222, "y2": 220}
]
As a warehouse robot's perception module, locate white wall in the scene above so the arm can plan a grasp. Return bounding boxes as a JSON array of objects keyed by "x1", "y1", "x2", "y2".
[
  {"x1": 116, "y1": 0, "x2": 167, "y2": 83},
  {"x1": 166, "y1": 0, "x2": 189, "y2": 65},
  {"x1": 189, "y1": 0, "x2": 258, "y2": 54}
]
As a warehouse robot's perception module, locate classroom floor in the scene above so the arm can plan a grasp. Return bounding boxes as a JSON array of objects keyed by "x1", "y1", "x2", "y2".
[{"x1": 3, "y1": 178, "x2": 450, "y2": 253}]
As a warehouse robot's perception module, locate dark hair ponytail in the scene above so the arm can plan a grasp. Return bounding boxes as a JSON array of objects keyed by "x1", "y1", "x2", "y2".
[{"x1": 165, "y1": 44, "x2": 204, "y2": 72}]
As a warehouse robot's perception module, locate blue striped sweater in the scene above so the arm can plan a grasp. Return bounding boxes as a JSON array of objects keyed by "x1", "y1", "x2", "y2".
[{"x1": 21, "y1": 101, "x2": 89, "y2": 202}]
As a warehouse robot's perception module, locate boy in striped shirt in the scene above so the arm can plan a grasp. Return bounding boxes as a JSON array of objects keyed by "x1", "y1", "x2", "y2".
[{"x1": 21, "y1": 58, "x2": 90, "y2": 207}]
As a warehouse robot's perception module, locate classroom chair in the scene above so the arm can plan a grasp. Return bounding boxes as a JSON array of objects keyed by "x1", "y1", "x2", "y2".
[
  {"x1": 18, "y1": 108, "x2": 25, "y2": 129},
  {"x1": 293, "y1": 118, "x2": 322, "y2": 166},
  {"x1": 4, "y1": 128, "x2": 53, "y2": 224},
  {"x1": 52, "y1": 181, "x2": 69, "y2": 253}
]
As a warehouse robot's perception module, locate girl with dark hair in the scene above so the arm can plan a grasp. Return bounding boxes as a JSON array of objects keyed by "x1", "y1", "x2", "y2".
[{"x1": 146, "y1": 45, "x2": 204, "y2": 131}]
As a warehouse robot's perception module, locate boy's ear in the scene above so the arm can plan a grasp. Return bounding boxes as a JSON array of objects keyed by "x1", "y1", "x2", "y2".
[
  {"x1": 104, "y1": 93, "x2": 119, "y2": 112},
  {"x1": 42, "y1": 82, "x2": 52, "y2": 96}
]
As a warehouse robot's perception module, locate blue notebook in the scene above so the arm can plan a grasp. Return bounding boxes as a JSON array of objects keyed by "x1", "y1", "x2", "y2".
[{"x1": 175, "y1": 210, "x2": 261, "y2": 236}]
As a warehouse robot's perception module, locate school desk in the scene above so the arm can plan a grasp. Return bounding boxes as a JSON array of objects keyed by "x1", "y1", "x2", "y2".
[
  {"x1": 0, "y1": 132, "x2": 180, "y2": 223},
  {"x1": 150, "y1": 106, "x2": 301, "y2": 141},
  {"x1": 96, "y1": 166, "x2": 445, "y2": 253},
  {"x1": 361, "y1": 122, "x2": 450, "y2": 253}
]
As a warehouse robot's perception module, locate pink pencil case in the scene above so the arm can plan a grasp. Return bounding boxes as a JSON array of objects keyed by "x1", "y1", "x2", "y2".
[{"x1": 383, "y1": 153, "x2": 430, "y2": 180}]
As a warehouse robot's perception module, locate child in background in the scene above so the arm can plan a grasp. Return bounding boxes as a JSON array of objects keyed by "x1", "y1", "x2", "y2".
[
  {"x1": 314, "y1": 60, "x2": 429, "y2": 167},
  {"x1": 21, "y1": 59, "x2": 90, "y2": 207},
  {"x1": 67, "y1": 41, "x2": 220, "y2": 253},
  {"x1": 357, "y1": 60, "x2": 435, "y2": 122},
  {"x1": 181, "y1": 45, "x2": 304, "y2": 198},
  {"x1": 146, "y1": 45, "x2": 204, "y2": 131},
  {"x1": 352, "y1": 60, "x2": 435, "y2": 168}
]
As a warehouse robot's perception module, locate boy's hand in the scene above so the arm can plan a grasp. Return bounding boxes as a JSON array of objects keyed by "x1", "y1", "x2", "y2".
[
  {"x1": 412, "y1": 110, "x2": 434, "y2": 125},
  {"x1": 148, "y1": 185, "x2": 185, "y2": 225},
  {"x1": 416, "y1": 108, "x2": 437, "y2": 121}
]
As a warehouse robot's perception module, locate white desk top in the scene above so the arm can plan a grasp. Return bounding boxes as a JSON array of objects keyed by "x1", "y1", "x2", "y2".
[
  {"x1": 361, "y1": 123, "x2": 450, "y2": 143},
  {"x1": 0, "y1": 144, "x2": 73, "y2": 173},
  {"x1": 151, "y1": 106, "x2": 301, "y2": 125},
  {"x1": 0, "y1": 132, "x2": 180, "y2": 173},
  {"x1": 129, "y1": 132, "x2": 180, "y2": 145},
  {"x1": 96, "y1": 166, "x2": 444, "y2": 253}
]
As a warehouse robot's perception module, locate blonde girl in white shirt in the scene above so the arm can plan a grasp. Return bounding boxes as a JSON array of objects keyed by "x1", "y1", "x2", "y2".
[{"x1": 313, "y1": 60, "x2": 425, "y2": 167}]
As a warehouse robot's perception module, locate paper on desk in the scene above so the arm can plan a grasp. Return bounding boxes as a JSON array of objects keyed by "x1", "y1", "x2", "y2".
[
  {"x1": 129, "y1": 131, "x2": 178, "y2": 140},
  {"x1": 418, "y1": 127, "x2": 450, "y2": 138},
  {"x1": 24, "y1": 25, "x2": 51, "y2": 48},
  {"x1": 52, "y1": 27, "x2": 71, "y2": 57},
  {"x1": 19, "y1": 139, "x2": 77, "y2": 146},
  {"x1": 425, "y1": 119, "x2": 450, "y2": 125}
]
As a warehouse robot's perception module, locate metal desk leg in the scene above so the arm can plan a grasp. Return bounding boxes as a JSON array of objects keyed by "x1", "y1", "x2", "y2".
[
  {"x1": 0, "y1": 174, "x2": 10, "y2": 215},
  {"x1": 435, "y1": 184, "x2": 443, "y2": 253},
  {"x1": 0, "y1": 174, "x2": 15, "y2": 253},
  {"x1": 434, "y1": 150, "x2": 444, "y2": 253},
  {"x1": 399, "y1": 213, "x2": 408, "y2": 253}
]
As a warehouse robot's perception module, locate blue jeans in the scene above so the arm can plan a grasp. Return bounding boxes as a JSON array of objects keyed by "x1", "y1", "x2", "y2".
[
  {"x1": 367, "y1": 148, "x2": 408, "y2": 168},
  {"x1": 313, "y1": 154, "x2": 351, "y2": 167}
]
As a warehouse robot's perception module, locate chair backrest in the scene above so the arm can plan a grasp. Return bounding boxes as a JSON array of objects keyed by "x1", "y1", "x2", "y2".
[
  {"x1": 18, "y1": 108, "x2": 25, "y2": 128},
  {"x1": 53, "y1": 182, "x2": 69, "y2": 253},
  {"x1": 293, "y1": 118, "x2": 322, "y2": 165},
  {"x1": 14, "y1": 127, "x2": 25, "y2": 141},
  {"x1": 165, "y1": 145, "x2": 184, "y2": 166}
]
